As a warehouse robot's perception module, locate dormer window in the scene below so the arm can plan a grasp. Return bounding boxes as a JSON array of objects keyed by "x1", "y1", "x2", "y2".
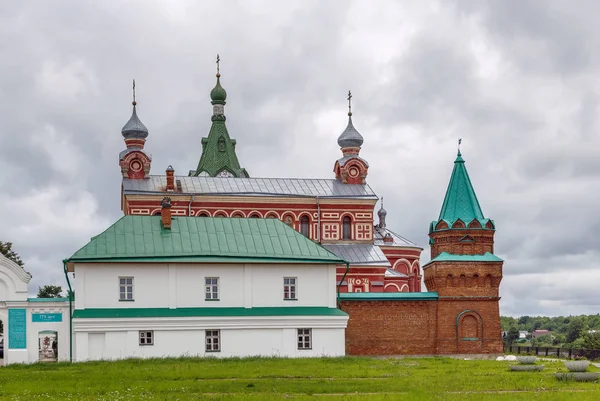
[
  {"x1": 218, "y1": 136, "x2": 226, "y2": 152},
  {"x1": 342, "y1": 216, "x2": 352, "y2": 240}
]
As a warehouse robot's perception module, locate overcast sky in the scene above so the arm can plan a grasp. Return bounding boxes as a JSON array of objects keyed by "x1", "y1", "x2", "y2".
[{"x1": 1, "y1": 0, "x2": 599, "y2": 317}]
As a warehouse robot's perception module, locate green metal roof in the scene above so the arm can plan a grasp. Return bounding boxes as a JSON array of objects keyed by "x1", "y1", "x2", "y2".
[
  {"x1": 437, "y1": 151, "x2": 485, "y2": 225},
  {"x1": 66, "y1": 215, "x2": 345, "y2": 264},
  {"x1": 190, "y1": 74, "x2": 248, "y2": 178},
  {"x1": 72, "y1": 306, "x2": 348, "y2": 319},
  {"x1": 339, "y1": 292, "x2": 439, "y2": 301},
  {"x1": 426, "y1": 252, "x2": 503, "y2": 265}
]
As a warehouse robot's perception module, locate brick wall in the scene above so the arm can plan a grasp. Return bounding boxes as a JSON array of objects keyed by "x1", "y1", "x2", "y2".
[
  {"x1": 341, "y1": 300, "x2": 437, "y2": 355},
  {"x1": 341, "y1": 298, "x2": 503, "y2": 356}
]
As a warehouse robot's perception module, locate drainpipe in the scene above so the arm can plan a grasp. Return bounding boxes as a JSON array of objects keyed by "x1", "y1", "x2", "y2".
[
  {"x1": 316, "y1": 196, "x2": 321, "y2": 244},
  {"x1": 62, "y1": 260, "x2": 73, "y2": 362},
  {"x1": 337, "y1": 262, "x2": 350, "y2": 309},
  {"x1": 188, "y1": 194, "x2": 195, "y2": 216}
]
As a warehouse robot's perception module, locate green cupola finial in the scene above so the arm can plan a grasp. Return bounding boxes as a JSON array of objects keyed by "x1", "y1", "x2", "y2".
[
  {"x1": 189, "y1": 55, "x2": 248, "y2": 178},
  {"x1": 210, "y1": 54, "x2": 227, "y2": 105},
  {"x1": 436, "y1": 140, "x2": 485, "y2": 224}
]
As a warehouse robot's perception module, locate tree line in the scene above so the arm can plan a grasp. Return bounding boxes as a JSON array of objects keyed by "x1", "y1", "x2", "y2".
[{"x1": 502, "y1": 315, "x2": 600, "y2": 350}]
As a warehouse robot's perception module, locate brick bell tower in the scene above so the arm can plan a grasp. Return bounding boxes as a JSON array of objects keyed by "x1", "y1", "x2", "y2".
[
  {"x1": 334, "y1": 91, "x2": 368, "y2": 184},
  {"x1": 424, "y1": 141, "x2": 503, "y2": 354},
  {"x1": 119, "y1": 79, "x2": 152, "y2": 179}
]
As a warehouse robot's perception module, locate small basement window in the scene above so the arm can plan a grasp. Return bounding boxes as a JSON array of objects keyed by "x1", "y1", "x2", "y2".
[
  {"x1": 297, "y1": 328, "x2": 312, "y2": 350},
  {"x1": 206, "y1": 330, "x2": 221, "y2": 352},
  {"x1": 139, "y1": 331, "x2": 154, "y2": 346}
]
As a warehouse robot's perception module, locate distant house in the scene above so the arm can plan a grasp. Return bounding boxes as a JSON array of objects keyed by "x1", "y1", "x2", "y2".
[
  {"x1": 532, "y1": 330, "x2": 550, "y2": 338},
  {"x1": 519, "y1": 331, "x2": 529, "y2": 339}
]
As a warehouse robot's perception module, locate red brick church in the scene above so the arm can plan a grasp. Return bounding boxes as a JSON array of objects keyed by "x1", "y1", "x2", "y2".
[{"x1": 117, "y1": 61, "x2": 503, "y2": 355}]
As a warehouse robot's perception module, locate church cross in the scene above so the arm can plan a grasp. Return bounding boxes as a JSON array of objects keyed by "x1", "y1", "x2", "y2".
[
  {"x1": 216, "y1": 54, "x2": 220, "y2": 76},
  {"x1": 132, "y1": 79, "x2": 136, "y2": 105},
  {"x1": 347, "y1": 90, "x2": 352, "y2": 115}
]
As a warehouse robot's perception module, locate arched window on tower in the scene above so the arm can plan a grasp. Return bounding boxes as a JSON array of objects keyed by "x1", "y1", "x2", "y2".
[
  {"x1": 300, "y1": 216, "x2": 310, "y2": 237},
  {"x1": 218, "y1": 136, "x2": 226, "y2": 152},
  {"x1": 342, "y1": 216, "x2": 352, "y2": 240}
]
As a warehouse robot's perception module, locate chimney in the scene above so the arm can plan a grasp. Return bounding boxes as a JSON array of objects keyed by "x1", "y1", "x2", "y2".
[
  {"x1": 161, "y1": 197, "x2": 172, "y2": 229},
  {"x1": 166, "y1": 165, "x2": 175, "y2": 191},
  {"x1": 384, "y1": 233, "x2": 393, "y2": 244}
]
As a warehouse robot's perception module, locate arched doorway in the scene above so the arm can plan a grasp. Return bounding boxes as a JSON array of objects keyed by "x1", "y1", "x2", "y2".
[{"x1": 38, "y1": 330, "x2": 58, "y2": 362}]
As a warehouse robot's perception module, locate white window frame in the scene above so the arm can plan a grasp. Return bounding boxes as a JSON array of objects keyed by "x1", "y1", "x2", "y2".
[
  {"x1": 297, "y1": 328, "x2": 312, "y2": 350},
  {"x1": 205, "y1": 277, "x2": 219, "y2": 301},
  {"x1": 119, "y1": 277, "x2": 134, "y2": 301},
  {"x1": 139, "y1": 330, "x2": 154, "y2": 346},
  {"x1": 205, "y1": 330, "x2": 220, "y2": 352},
  {"x1": 283, "y1": 277, "x2": 297, "y2": 300}
]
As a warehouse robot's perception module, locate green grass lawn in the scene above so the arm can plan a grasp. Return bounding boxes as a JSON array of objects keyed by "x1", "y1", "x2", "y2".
[{"x1": 0, "y1": 357, "x2": 598, "y2": 400}]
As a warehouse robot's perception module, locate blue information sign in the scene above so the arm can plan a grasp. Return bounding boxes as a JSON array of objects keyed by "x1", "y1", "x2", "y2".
[
  {"x1": 8, "y1": 308, "x2": 27, "y2": 349},
  {"x1": 32, "y1": 313, "x2": 63, "y2": 323}
]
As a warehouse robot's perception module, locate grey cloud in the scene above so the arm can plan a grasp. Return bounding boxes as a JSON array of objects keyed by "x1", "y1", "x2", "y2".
[{"x1": 1, "y1": 1, "x2": 599, "y2": 317}]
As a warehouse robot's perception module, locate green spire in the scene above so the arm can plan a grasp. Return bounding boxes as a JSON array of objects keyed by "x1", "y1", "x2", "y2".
[
  {"x1": 190, "y1": 55, "x2": 248, "y2": 178},
  {"x1": 437, "y1": 146, "x2": 484, "y2": 223}
]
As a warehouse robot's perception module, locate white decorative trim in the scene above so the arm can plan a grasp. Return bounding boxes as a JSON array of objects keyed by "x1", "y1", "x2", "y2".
[
  {"x1": 0, "y1": 253, "x2": 32, "y2": 283},
  {"x1": 73, "y1": 315, "x2": 348, "y2": 332}
]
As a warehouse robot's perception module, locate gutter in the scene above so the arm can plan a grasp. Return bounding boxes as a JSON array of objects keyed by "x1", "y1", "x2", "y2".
[
  {"x1": 337, "y1": 262, "x2": 350, "y2": 309},
  {"x1": 316, "y1": 196, "x2": 321, "y2": 244},
  {"x1": 188, "y1": 194, "x2": 196, "y2": 216},
  {"x1": 62, "y1": 260, "x2": 73, "y2": 362}
]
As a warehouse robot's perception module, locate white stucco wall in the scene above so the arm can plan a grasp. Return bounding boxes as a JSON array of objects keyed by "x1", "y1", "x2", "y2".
[
  {"x1": 74, "y1": 320, "x2": 345, "y2": 361},
  {"x1": 75, "y1": 263, "x2": 338, "y2": 309}
]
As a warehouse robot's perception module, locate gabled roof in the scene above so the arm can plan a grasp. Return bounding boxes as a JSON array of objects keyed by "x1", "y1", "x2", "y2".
[
  {"x1": 66, "y1": 215, "x2": 345, "y2": 266},
  {"x1": 437, "y1": 151, "x2": 485, "y2": 225},
  {"x1": 322, "y1": 244, "x2": 390, "y2": 267},
  {"x1": 373, "y1": 226, "x2": 420, "y2": 248},
  {"x1": 123, "y1": 176, "x2": 378, "y2": 199}
]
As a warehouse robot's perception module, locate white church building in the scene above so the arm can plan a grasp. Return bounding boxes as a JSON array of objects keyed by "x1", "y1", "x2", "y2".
[{"x1": 64, "y1": 198, "x2": 349, "y2": 361}]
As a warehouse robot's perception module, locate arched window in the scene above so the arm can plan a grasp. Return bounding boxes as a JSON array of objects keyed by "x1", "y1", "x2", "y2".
[
  {"x1": 197, "y1": 212, "x2": 209, "y2": 217},
  {"x1": 218, "y1": 136, "x2": 226, "y2": 152},
  {"x1": 249, "y1": 213, "x2": 260, "y2": 218},
  {"x1": 300, "y1": 216, "x2": 310, "y2": 237},
  {"x1": 283, "y1": 216, "x2": 293, "y2": 226},
  {"x1": 342, "y1": 216, "x2": 351, "y2": 240}
]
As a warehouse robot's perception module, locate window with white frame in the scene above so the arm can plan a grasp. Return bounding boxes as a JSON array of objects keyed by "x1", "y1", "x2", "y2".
[
  {"x1": 119, "y1": 277, "x2": 134, "y2": 301},
  {"x1": 284, "y1": 277, "x2": 297, "y2": 300},
  {"x1": 205, "y1": 330, "x2": 220, "y2": 352},
  {"x1": 139, "y1": 330, "x2": 154, "y2": 346},
  {"x1": 297, "y1": 328, "x2": 312, "y2": 350},
  {"x1": 205, "y1": 277, "x2": 219, "y2": 300}
]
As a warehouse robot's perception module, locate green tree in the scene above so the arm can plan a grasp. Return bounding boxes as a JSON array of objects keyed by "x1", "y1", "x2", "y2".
[
  {"x1": 0, "y1": 241, "x2": 24, "y2": 267},
  {"x1": 535, "y1": 334, "x2": 553, "y2": 345},
  {"x1": 506, "y1": 326, "x2": 519, "y2": 345},
  {"x1": 566, "y1": 318, "x2": 586, "y2": 343},
  {"x1": 582, "y1": 331, "x2": 600, "y2": 349},
  {"x1": 37, "y1": 285, "x2": 63, "y2": 298}
]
